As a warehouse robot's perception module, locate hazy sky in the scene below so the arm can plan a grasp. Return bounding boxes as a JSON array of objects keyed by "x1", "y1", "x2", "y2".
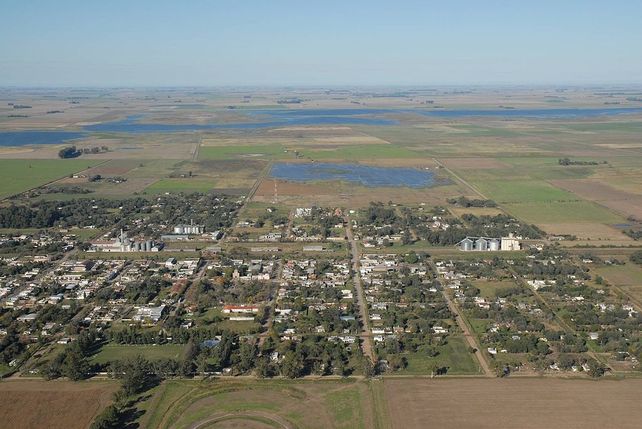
[{"x1": 1, "y1": 0, "x2": 641, "y2": 86}]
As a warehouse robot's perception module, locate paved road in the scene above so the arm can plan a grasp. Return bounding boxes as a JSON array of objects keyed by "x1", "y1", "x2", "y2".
[{"x1": 345, "y1": 214, "x2": 375, "y2": 362}]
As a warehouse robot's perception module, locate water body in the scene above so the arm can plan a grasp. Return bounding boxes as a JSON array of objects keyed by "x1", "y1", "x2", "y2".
[
  {"x1": 270, "y1": 162, "x2": 436, "y2": 188},
  {"x1": 3, "y1": 107, "x2": 642, "y2": 146},
  {"x1": 83, "y1": 113, "x2": 396, "y2": 133},
  {"x1": 0, "y1": 131, "x2": 85, "y2": 146}
]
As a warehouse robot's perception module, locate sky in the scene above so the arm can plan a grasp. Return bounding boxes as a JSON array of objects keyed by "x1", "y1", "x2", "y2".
[{"x1": 1, "y1": 0, "x2": 642, "y2": 87}]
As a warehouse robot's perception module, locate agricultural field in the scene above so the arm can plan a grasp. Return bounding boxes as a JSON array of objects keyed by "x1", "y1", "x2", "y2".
[
  {"x1": 0, "y1": 380, "x2": 117, "y2": 429},
  {"x1": 2, "y1": 87, "x2": 642, "y2": 429},
  {"x1": 593, "y1": 262, "x2": 642, "y2": 305},
  {"x1": 383, "y1": 378, "x2": 642, "y2": 429},
  {"x1": 144, "y1": 178, "x2": 218, "y2": 194},
  {"x1": 0, "y1": 159, "x2": 102, "y2": 199}
]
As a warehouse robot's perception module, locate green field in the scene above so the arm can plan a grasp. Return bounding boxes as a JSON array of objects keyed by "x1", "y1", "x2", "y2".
[
  {"x1": 473, "y1": 179, "x2": 576, "y2": 203},
  {"x1": 323, "y1": 384, "x2": 365, "y2": 429},
  {"x1": 91, "y1": 344, "x2": 185, "y2": 364},
  {"x1": 503, "y1": 201, "x2": 625, "y2": 224},
  {"x1": 199, "y1": 143, "x2": 286, "y2": 160},
  {"x1": 139, "y1": 379, "x2": 376, "y2": 429},
  {"x1": 398, "y1": 335, "x2": 481, "y2": 375},
  {"x1": 144, "y1": 178, "x2": 216, "y2": 193},
  {"x1": 473, "y1": 280, "x2": 518, "y2": 299},
  {"x1": 0, "y1": 159, "x2": 102, "y2": 199},
  {"x1": 299, "y1": 144, "x2": 421, "y2": 160}
]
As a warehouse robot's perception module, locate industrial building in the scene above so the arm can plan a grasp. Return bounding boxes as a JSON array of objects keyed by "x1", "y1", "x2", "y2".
[
  {"x1": 456, "y1": 234, "x2": 520, "y2": 252},
  {"x1": 173, "y1": 221, "x2": 204, "y2": 235},
  {"x1": 90, "y1": 230, "x2": 162, "y2": 252}
]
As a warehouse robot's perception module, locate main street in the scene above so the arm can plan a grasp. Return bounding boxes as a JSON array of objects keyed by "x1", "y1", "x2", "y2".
[{"x1": 345, "y1": 214, "x2": 375, "y2": 363}]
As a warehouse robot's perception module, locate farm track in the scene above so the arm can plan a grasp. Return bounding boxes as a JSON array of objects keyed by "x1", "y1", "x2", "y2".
[{"x1": 433, "y1": 157, "x2": 488, "y2": 199}]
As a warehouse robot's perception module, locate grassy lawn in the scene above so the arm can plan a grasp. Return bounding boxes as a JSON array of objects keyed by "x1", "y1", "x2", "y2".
[
  {"x1": 473, "y1": 280, "x2": 518, "y2": 298},
  {"x1": 215, "y1": 319, "x2": 261, "y2": 334},
  {"x1": 144, "y1": 178, "x2": 216, "y2": 193},
  {"x1": 91, "y1": 344, "x2": 185, "y2": 364},
  {"x1": 398, "y1": 335, "x2": 481, "y2": 375},
  {"x1": 468, "y1": 318, "x2": 491, "y2": 336},
  {"x1": 0, "y1": 159, "x2": 102, "y2": 199}
]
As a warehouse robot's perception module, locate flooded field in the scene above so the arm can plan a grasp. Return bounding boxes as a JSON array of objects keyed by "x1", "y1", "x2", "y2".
[{"x1": 270, "y1": 162, "x2": 438, "y2": 188}]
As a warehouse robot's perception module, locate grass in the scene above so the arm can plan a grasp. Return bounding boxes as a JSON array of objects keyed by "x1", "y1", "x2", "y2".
[
  {"x1": 503, "y1": 201, "x2": 625, "y2": 224},
  {"x1": 473, "y1": 280, "x2": 518, "y2": 298},
  {"x1": 473, "y1": 179, "x2": 576, "y2": 203},
  {"x1": 398, "y1": 335, "x2": 481, "y2": 375},
  {"x1": 469, "y1": 318, "x2": 492, "y2": 336},
  {"x1": 299, "y1": 144, "x2": 420, "y2": 160},
  {"x1": 144, "y1": 178, "x2": 216, "y2": 193},
  {"x1": 323, "y1": 385, "x2": 364, "y2": 429},
  {"x1": 199, "y1": 143, "x2": 286, "y2": 160},
  {"x1": 594, "y1": 263, "x2": 642, "y2": 302},
  {"x1": 91, "y1": 344, "x2": 185, "y2": 364},
  {"x1": 141, "y1": 379, "x2": 373, "y2": 429},
  {"x1": 139, "y1": 381, "x2": 194, "y2": 429},
  {"x1": 0, "y1": 159, "x2": 102, "y2": 199}
]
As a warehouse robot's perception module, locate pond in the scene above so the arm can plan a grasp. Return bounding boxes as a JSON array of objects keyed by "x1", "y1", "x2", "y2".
[
  {"x1": 0, "y1": 131, "x2": 85, "y2": 146},
  {"x1": 269, "y1": 162, "x2": 438, "y2": 188},
  {"x1": 83, "y1": 112, "x2": 396, "y2": 133}
]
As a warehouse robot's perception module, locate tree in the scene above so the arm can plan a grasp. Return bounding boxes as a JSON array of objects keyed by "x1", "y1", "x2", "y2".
[
  {"x1": 404, "y1": 251, "x2": 419, "y2": 264},
  {"x1": 280, "y1": 351, "x2": 304, "y2": 378},
  {"x1": 112, "y1": 355, "x2": 151, "y2": 396},
  {"x1": 236, "y1": 342, "x2": 257, "y2": 373},
  {"x1": 429, "y1": 362, "x2": 439, "y2": 378},
  {"x1": 630, "y1": 250, "x2": 642, "y2": 265},
  {"x1": 62, "y1": 347, "x2": 90, "y2": 381},
  {"x1": 362, "y1": 358, "x2": 375, "y2": 378},
  {"x1": 90, "y1": 405, "x2": 120, "y2": 429},
  {"x1": 255, "y1": 356, "x2": 273, "y2": 378},
  {"x1": 58, "y1": 146, "x2": 81, "y2": 159}
]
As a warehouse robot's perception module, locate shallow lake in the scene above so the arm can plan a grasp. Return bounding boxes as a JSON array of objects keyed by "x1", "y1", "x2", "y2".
[
  {"x1": 0, "y1": 131, "x2": 85, "y2": 146},
  {"x1": 3, "y1": 106, "x2": 642, "y2": 146},
  {"x1": 270, "y1": 162, "x2": 437, "y2": 188}
]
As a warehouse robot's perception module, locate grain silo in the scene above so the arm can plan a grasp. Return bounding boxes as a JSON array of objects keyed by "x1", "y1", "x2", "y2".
[
  {"x1": 459, "y1": 238, "x2": 473, "y2": 251},
  {"x1": 475, "y1": 237, "x2": 488, "y2": 251},
  {"x1": 488, "y1": 238, "x2": 500, "y2": 251}
]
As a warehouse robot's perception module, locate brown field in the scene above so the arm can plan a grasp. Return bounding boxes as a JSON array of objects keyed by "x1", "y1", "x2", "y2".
[
  {"x1": 383, "y1": 378, "x2": 642, "y2": 429},
  {"x1": 449, "y1": 206, "x2": 505, "y2": 217},
  {"x1": 441, "y1": 157, "x2": 510, "y2": 169},
  {"x1": 0, "y1": 380, "x2": 117, "y2": 429},
  {"x1": 539, "y1": 222, "x2": 631, "y2": 240},
  {"x1": 253, "y1": 178, "x2": 463, "y2": 208},
  {"x1": 551, "y1": 179, "x2": 642, "y2": 219}
]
